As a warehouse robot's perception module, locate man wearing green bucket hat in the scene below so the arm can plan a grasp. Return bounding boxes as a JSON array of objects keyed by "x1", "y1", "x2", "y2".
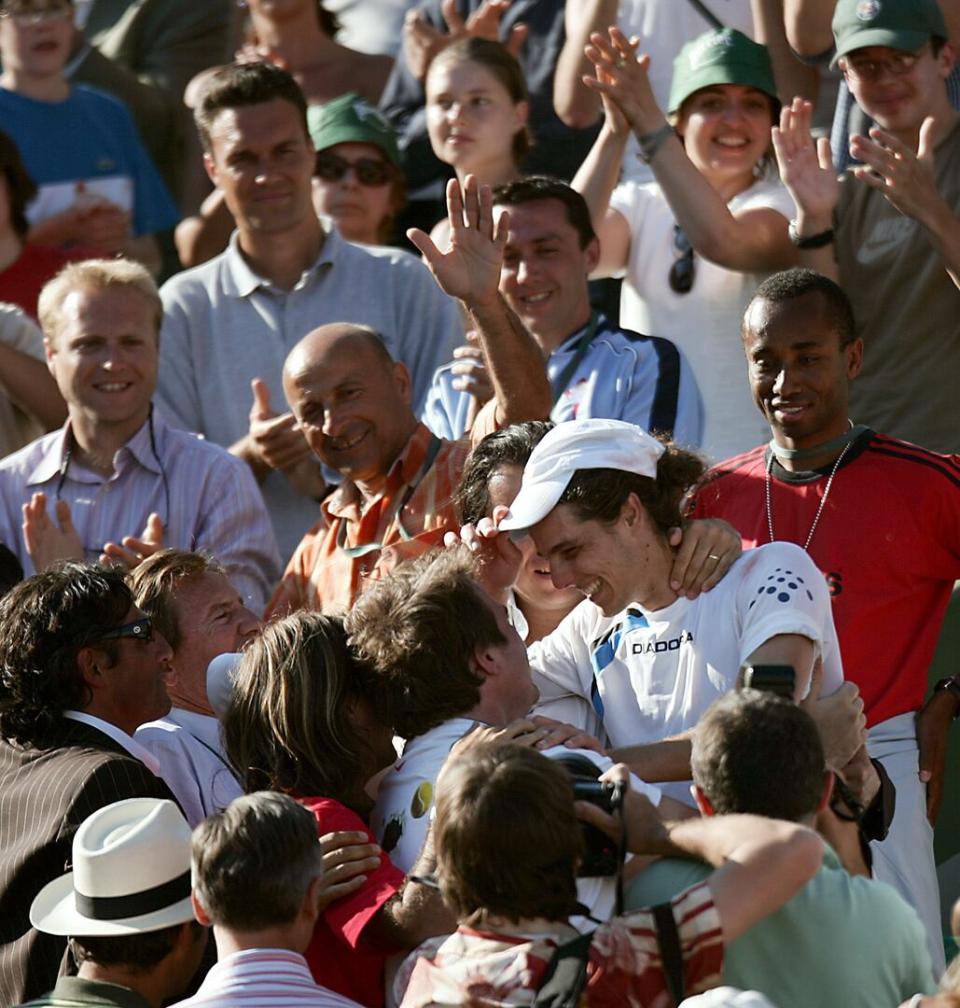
[
  {"x1": 308, "y1": 92, "x2": 407, "y2": 247},
  {"x1": 773, "y1": 0, "x2": 960, "y2": 456},
  {"x1": 572, "y1": 26, "x2": 802, "y2": 464}
]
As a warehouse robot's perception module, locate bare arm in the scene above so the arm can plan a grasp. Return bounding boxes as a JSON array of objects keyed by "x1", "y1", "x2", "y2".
[
  {"x1": 174, "y1": 188, "x2": 234, "y2": 269},
  {"x1": 745, "y1": 631, "x2": 816, "y2": 699},
  {"x1": 554, "y1": 0, "x2": 617, "y2": 129},
  {"x1": 782, "y1": 0, "x2": 837, "y2": 57},
  {"x1": 0, "y1": 342, "x2": 65, "y2": 430},
  {"x1": 751, "y1": 0, "x2": 819, "y2": 103},
  {"x1": 582, "y1": 28, "x2": 799, "y2": 272},
  {"x1": 612, "y1": 730, "x2": 695, "y2": 784},
  {"x1": 410, "y1": 175, "x2": 551, "y2": 427}
]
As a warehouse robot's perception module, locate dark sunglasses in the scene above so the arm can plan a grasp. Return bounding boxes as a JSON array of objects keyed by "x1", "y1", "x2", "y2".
[
  {"x1": 668, "y1": 224, "x2": 695, "y2": 295},
  {"x1": 314, "y1": 152, "x2": 393, "y2": 187},
  {"x1": 98, "y1": 617, "x2": 154, "y2": 644}
]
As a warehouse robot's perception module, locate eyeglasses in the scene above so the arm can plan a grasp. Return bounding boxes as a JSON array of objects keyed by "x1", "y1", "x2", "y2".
[
  {"x1": 668, "y1": 225, "x2": 695, "y2": 295},
  {"x1": 0, "y1": 1, "x2": 73, "y2": 24},
  {"x1": 98, "y1": 617, "x2": 154, "y2": 644},
  {"x1": 315, "y1": 151, "x2": 393, "y2": 187},
  {"x1": 839, "y1": 50, "x2": 920, "y2": 83}
]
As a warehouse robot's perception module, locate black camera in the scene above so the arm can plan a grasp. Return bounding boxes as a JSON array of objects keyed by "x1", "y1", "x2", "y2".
[{"x1": 552, "y1": 753, "x2": 626, "y2": 877}]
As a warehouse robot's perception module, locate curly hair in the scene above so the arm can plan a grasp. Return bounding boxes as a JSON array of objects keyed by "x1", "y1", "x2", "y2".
[
  {"x1": 559, "y1": 440, "x2": 706, "y2": 538},
  {"x1": 345, "y1": 547, "x2": 503, "y2": 739},
  {"x1": 222, "y1": 612, "x2": 381, "y2": 815},
  {"x1": 0, "y1": 563, "x2": 131, "y2": 745}
]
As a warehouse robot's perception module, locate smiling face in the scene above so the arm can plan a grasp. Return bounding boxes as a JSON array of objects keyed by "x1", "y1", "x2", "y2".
[
  {"x1": 677, "y1": 83, "x2": 774, "y2": 193},
  {"x1": 45, "y1": 284, "x2": 158, "y2": 436},
  {"x1": 743, "y1": 291, "x2": 863, "y2": 452},
  {"x1": 425, "y1": 56, "x2": 528, "y2": 177},
  {"x1": 840, "y1": 43, "x2": 954, "y2": 140},
  {"x1": 530, "y1": 497, "x2": 665, "y2": 617},
  {"x1": 476, "y1": 587, "x2": 540, "y2": 720},
  {"x1": 496, "y1": 198, "x2": 598, "y2": 351},
  {"x1": 204, "y1": 98, "x2": 316, "y2": 238},
  {"x1": 284, "y1": 325, "x2": 418, "y2": 492},
  {"x1": 310, "y1": 140, "x2": 399, "y2": 245}
]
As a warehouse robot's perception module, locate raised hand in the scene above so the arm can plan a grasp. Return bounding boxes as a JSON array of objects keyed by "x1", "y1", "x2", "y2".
[
  {"x1": 582, "y1": 27, "x2": 659, "y2": 136},
  {"x1": 22, "y1": 492, "x2": 83, "y2": 571},
  {"x1": 100, "y1": 513, "x2": 164, "y2": 572},
  {"x1": 449, "y1": 330, "x2": 493, "y2": 401},
  {"x1": 442, "y1": 504, "x2": 522, "y2": 599},
  {"x1": 772, "y1": 97, "x2": 839, "y2": 226},
  {"x1": 249, "y1": 377, "x2": 313, "y2": 473},
  {"x1": 408, "y1": 175, "x2": 507, "y2": 309}
]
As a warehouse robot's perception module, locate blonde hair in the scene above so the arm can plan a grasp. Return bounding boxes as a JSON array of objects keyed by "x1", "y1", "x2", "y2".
[{"x1": 38, "y1": 259, "x2": 163, "y2": 345}]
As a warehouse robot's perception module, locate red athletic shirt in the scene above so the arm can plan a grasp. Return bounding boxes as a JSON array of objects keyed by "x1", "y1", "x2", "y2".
[
  {"x1": 691, "y1": 432, "x2": 960, "y2": 725},
  {"x1": 298, "y1": 795, "x2": 405, "y2": 1008}
]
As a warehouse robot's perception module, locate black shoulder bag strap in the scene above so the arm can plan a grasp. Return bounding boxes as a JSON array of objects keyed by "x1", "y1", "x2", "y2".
[
  {"x1": 533, "y1": 930, "x2": 594, "y2": 1008},
  {"x1": 653, "y1": 901, "x2": 686, "y2": 1007},
  {"x1": 683, "y1": 0, "x2": 723, "y2": 31}
]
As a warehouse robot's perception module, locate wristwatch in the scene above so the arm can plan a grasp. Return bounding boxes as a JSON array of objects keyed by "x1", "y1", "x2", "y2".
[
  {"x1": 933, "y1": 676, "x2": 960, "y2": 717},
  {"x1": 787, "y1": 218, "x2": 835, "y2": 249}
]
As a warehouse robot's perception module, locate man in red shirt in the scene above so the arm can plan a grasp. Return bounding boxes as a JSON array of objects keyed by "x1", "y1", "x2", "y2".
[{"x1": 691, "y1": 267, "x2": 960, "y2": 972}]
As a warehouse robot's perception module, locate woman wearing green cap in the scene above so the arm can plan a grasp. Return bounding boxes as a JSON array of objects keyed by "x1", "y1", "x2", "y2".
[{"x1": 572, "y1": 26, "x2": 800, "y2": 464}]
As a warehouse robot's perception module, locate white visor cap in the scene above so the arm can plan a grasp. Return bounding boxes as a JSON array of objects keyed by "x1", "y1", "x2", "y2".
[{"x1": 498, "y1": 419, "x2": 666, "y2": 532}]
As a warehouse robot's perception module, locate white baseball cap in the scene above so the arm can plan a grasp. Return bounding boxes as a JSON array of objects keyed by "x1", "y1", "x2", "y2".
[
  {"x1": 498, "y1": 419, "x2": 665, "y2": 532},
  {"x1": 30, "y1": 798, "x2": 194, "y2": 936}
]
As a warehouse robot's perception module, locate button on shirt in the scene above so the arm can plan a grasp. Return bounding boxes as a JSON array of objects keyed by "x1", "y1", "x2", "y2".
[{"x1": 0, "y1": 413, "x2": 281, "y2": 610}]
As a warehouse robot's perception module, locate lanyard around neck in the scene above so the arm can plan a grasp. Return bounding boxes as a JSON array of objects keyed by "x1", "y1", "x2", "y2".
[{"x1": 551, "y1": 313, "x2": 599, "y2": 407}]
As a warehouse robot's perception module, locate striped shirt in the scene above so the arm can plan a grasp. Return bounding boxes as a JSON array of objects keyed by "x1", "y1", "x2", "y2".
[
  {"x1": 266, "y1": 423, "x2": 469, "y2": 617},
  {"x1": 170, "y1": 948, "x2": 362, "y2": 1008},
  {"x1": 0, "y1": 412, "x2": 281, "y2": 611},
  {"x1": 396, "y1": 880, "x2": 723, "y2": 1007}
]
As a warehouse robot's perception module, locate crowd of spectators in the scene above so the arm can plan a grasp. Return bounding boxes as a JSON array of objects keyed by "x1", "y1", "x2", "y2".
[{"x1": 0, "y1": 0, "x2": 959, "y2": 1006}]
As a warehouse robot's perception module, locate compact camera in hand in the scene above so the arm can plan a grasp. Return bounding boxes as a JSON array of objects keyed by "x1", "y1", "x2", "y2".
[{"x1": 553, "y1": 753, "x2": 626, "y2": 877}]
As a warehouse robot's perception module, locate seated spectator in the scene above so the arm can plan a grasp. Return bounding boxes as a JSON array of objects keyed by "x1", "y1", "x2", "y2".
[
  {"x1": 423, "y1": 38, "x2": 528, "y2": 250},
  {"x1": 463, "y1": 418, "x2": 856, "y2": 804},
  {"x1": 0, "y1": 128, "x2": 77, "y2": 320},
  {"x1": 0, "y1": 562, "x2": 176, "y2": 1005},
  {"x1": 627, "y1": 689, "x2": 936, "y2": 1008},
  {"x1": 179, "y1": 791, "x2": 364, "y2": 1008},
  {"x1": 132, "y1": 550, "x2": 260, "y2": 826},
  {"x1": 424, "y1": 177, "x2": 702, "y2": 444},
  {"x1": 22, "y1": 797, "x2": 206, "y2": 1008},
  {"x1": 159, "y1": 61, "x2": 465, "y2": 561},
  {"x1": 573, "y1": 27, "x2": 799, "y2": 461},
  {"x1": 265, "y1": 175, "x2": 551, "y2": 617},
  {"x1": 393, "y1": 742, "x2": 823, "y2": 1007},
  {"x1": 0, "y1": 0, "x2": 179, "y2": 274},
  {"x1": 0, "y1": 259, "x2": 281, "y2": 609},
  {"x1": 221, "y1": 611, "x2": 454, "y2": 1007},
  {"x1": 0, "y1": 302, "x2": 65, "y2": 458},
  {"x1": 309, "y1": 92, "x2": 407, "y2": 247}
]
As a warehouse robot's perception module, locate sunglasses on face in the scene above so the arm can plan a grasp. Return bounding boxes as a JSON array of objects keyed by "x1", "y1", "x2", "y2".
[
  {"x1": 314, "y1": 152, "x2": 393, "y2": 187},
  {"x1": 98, "y1": 617, "x2": 154, "y2": 644},
  {"x1": 840, "y1": 50, "x2": 920, "y2": 84},
  {"x1": 668, "y1": 224, "x2": 695, "y2": 295}
]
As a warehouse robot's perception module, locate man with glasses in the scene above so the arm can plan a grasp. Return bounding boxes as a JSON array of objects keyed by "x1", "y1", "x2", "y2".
[
  {"x1": 774, "y1": 0, "x2": 960, "y2": 455},
  {"x1": 0, "y1": 0, "x2": 178, "y2": 274},
  {"x1": 0, "y1": 258, "x2": 281, "y2": 610},
  {"x1": 0, "y1": 562, "x2": 177, "y2": 1005}
]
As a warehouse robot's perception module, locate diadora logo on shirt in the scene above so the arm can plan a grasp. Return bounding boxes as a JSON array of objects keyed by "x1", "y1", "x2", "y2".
[{"x1": 632, "y1": 630, "x2": 694, "y2": 654}]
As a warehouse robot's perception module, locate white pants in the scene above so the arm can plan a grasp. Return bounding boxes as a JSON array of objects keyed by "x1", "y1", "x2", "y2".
[{"x1": 869, "y1": 712, "x2": 945, "y2": 976}]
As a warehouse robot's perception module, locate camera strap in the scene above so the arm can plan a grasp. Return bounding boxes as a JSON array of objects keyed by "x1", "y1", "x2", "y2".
[
  {"x1": 652, "y1": 901, "x2": 686, "y2": 1006},
  {"x1": 533, "y1": 930, "x2": 594, "y2": 1008}
]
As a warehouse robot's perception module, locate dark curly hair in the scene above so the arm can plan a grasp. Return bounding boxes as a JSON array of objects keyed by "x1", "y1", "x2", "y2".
[
  {"x1": 0, "y1": 128, "x2": 37, "y2": 239},
  {"x1": 0, "y1": 563, "x2": 131, "y2": 745}
]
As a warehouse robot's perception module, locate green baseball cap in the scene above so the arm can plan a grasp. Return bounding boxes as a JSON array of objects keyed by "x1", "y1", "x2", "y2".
[
  {"x1": 832, "y1": 0, "x2": 947, "y2": 65},
  {"x1": 668, "y1": 29, "x2": 778, "y2": 116},
  {"x1": 307, "y1": 92, "x2": 400, "y2": 166}
]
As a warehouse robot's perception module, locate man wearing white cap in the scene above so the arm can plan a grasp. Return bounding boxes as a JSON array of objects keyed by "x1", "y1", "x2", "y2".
[
  {"x1": 475, "y1": 417, "x2": 855, "y2": 803},
  {"x1": 21, "y1": 798, "x2": 207, "y2": 1008}
]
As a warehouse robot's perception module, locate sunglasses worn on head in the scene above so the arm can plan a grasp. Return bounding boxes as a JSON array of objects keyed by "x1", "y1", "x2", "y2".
[
  {"x1": 98, "y1": 617, "x2": 153, "y2": 644},
  {"x1": 668, "y1": 225, "x2": 695, "y2": 295},
  {"x1": 315, "y1": 152, "x2": 392, "y2": 187}
]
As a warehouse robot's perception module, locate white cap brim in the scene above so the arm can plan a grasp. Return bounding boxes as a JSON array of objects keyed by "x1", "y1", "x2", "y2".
[
  {"x1": 497, "y1": 473, "x2": 572, "y2": 532},
  {"x1": 30, "y1": 872, "x2": 195, "y2": 937}
]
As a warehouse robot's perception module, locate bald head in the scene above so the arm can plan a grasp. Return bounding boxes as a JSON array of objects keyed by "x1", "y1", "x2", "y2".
[{"x1": 282, "y1": 323, "x2": 417, "y2": 488}]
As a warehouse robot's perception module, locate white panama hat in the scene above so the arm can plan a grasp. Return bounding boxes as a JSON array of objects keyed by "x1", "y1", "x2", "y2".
[
  {"x1": 30, "y1": 798, "x2": 195, "y2": 936},
  {"x1": 498, "y1": 419, "x2": 666, "y2": 532}
]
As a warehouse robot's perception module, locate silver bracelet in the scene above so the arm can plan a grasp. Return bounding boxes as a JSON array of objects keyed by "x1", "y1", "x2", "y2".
[{"x1": 636, "y1": 122, "x2": 674, "y2": 164}]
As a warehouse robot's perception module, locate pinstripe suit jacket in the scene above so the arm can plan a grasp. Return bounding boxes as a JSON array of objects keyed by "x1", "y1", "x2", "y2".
[{"x1": 0, "y1": 719, "x2": 175, "y2": 1006}]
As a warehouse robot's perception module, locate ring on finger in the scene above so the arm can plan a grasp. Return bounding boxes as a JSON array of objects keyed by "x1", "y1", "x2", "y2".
[{"x1": 707, "y1": 553, "x2": 721, "y2": 561}]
